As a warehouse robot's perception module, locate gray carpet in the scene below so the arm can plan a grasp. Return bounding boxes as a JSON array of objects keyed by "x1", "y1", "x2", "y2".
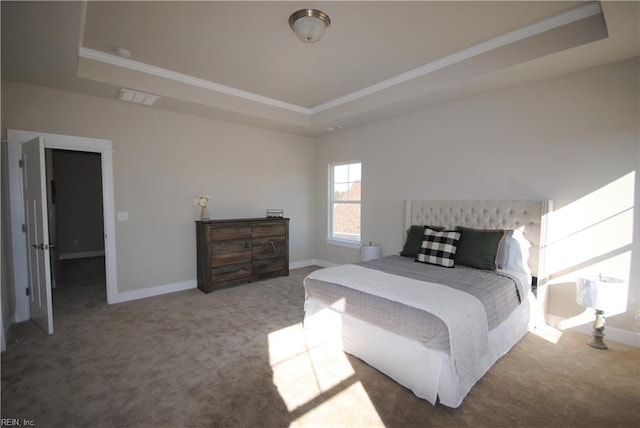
[{"x1": 2, "y1": 261, "x2": 639, "y2": 427}]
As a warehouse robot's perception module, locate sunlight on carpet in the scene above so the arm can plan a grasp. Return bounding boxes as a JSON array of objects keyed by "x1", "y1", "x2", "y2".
[
  {"x1": 528, "y1": 324, "x2": 563, "y2": 344},
  {"x1": 268, "y1": 323, "x2": 384, "y2": 426},
  {"x1": 290, "y1": 382, "x2": 384, "y2": 427}
]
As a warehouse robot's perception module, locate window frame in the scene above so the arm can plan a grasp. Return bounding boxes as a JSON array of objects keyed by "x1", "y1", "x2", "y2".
[{"x1": 327, "y1": 161, "x2": 362, "y2": 248}]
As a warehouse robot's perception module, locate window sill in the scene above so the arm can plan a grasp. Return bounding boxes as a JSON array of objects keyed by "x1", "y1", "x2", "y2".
[{"x1": 326, "y1": 238, "x2": 361, "y2": 250}]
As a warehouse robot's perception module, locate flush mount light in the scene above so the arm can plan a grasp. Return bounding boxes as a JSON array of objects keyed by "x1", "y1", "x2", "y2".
[{"x1": 289, "y1": 9, "x2": 331, "y2": 43}]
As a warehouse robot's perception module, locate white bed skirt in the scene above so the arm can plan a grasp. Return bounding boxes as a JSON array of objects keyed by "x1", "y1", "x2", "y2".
[{"x1": 303, "y1": 293, "x2": 531, "y2": 408}]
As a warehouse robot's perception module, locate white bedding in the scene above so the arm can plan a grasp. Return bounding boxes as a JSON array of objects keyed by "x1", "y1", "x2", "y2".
[
  {"x1": 303, "y1": 265, "x2": 532, "y2": 407},
  {"x1": 305, "y1": 264, "x2": 489, "y2": 379},
  {"x1": 303, "y1": 283, "x2": 531, "y2": 407}
]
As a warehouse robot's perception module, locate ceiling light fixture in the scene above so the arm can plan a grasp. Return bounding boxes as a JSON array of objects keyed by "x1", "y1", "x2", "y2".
[{"x1": 289, "y1": 9, "x2": 331, "y2": 43}]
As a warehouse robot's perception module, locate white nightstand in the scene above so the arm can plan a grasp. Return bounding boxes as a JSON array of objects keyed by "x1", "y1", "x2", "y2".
[{"x1": 360, "y1": 243, "x2": 382, "y2": 261}]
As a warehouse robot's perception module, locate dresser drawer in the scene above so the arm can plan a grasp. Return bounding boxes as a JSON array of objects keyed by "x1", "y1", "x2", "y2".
[
  {"x1": 253, "y1": 258, "x2": 286, "y2": 275},
  {"x1": 252, "y1": 223, "x2": 286, "y2": 238},
  {"x1": 211, "y1": 239, "x2": 251, "y2": 265},
  {"x1": 210, "y1": 226, "x2": 252, "y2": 241},
  {"x1": 212, "y1": 263, "x2": 252, "y2": 283},
  {"x1": 252, "y1": 236, "x2": 286, "y2": 260}
]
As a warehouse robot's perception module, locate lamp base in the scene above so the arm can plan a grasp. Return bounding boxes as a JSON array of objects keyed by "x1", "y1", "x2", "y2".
[
  {"x1": 588, "y1": 339, "x2": 608, "y2": 350},
  {"x1": 588, "y1": 309, "x2": 608, "y2": 350},
  {"x1": 588, "y1": 330, "x2": 608, "y2": 350},
  {"x1": 200, "y1": 206, "x2": 209, "y2": 221}
]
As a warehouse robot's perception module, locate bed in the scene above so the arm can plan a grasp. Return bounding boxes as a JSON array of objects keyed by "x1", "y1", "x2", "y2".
[{"x1": 303, "y1": 200, "x2": 551, "y2": 408}]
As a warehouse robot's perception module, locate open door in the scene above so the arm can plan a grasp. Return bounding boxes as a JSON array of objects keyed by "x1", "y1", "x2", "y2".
[
  {"x1": 45, "y1": 149, "x2": 59, "y2": 289},
  {"x1": 22, "y1": 137, "x2": 54, "y2": 334}
]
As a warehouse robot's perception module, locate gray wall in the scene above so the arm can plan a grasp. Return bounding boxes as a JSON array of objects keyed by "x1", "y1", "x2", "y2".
[
  {"x1": 314, "y1": 58, "x2": 639, "y2": 334},
  {"x1": 1, "y1": 58, "x2": 637, "y2": 337},
  {"x1": 52, "y1": 150, "x2": 104, "y2": 257},
  {"x1": 1, "y1": 81, "x2": 316, "y2": 292}
]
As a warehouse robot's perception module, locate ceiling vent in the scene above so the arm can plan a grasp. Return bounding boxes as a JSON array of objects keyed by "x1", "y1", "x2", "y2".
[{"x1": 117, "y1": 88, "x2": 161, "y2": 106}]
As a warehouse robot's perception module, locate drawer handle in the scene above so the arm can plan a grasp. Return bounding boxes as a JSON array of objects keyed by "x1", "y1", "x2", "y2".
[{"x1": 270, "y1": 241, "x2": 276, "y2": 252}]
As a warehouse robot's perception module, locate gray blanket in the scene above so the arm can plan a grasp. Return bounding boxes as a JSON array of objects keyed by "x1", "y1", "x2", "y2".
[{"x1": 304, "y1": 255, "x2": 524, "y2": 352}]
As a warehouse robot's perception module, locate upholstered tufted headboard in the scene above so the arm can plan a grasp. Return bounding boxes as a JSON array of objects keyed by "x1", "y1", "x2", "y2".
[{"x1": 403, "y1": 200, "x2": 552, "y2": 278}]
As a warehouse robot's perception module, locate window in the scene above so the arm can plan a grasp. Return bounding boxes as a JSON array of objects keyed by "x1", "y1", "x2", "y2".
[{"x1": 329, "y1": 162, "x2": 361, "y2": 244}]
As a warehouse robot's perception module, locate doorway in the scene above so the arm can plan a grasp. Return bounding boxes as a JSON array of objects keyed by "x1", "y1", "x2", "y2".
[
  {"x1": 6, "y1": 129, "x2": 118, "y2": 331},
  {"x1": 47, "y1": 149, "x2": 107, "y2": 312}
]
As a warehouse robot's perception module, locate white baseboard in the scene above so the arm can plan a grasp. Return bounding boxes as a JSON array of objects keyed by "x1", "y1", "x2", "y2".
[
  {"x1": 108, "y1": 260, "x2": 338, "y2": 305},
  {"x1": 59, "y1": 250, "x2": 105, "y2": 260},
  {"x1": 108, "y1": 279, "x2": 197, "y2": 304},
  {"x1": 290, "y1": 259, "x2": 337, "y2": 269},
  {"x1": 295, "y1": 259, "x2": 338, "y2": 268},
  {"x1": 289, "y1": 259, "x2": 316, "y2": 269},
  {"x1": 546, "y1": 314, "x2": 640, "y2": 348},
  {"x1": 314, "y1": 259, "x2": 338, "y2": 268}
]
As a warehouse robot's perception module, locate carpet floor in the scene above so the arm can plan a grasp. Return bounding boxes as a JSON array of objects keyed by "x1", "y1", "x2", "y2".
[{"x1": 1, "y1": 261, "x2": 639, "y2": 427}]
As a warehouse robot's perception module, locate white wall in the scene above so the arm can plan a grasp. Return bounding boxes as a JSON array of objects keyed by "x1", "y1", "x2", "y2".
[
  {"x1": 314, "y1": 58, "x2": 639, "y2": 335},
  {"x1": 1, "y1": 81, "x2": 316, "y2": 293}
]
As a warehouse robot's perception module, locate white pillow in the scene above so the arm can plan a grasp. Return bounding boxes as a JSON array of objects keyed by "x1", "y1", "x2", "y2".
[
  {"x1": 505, "y1": 228, "x2": 532, "y2": 280},
  {"x1": 496, "y1": 229, "x2": 514, "y2": 269}
]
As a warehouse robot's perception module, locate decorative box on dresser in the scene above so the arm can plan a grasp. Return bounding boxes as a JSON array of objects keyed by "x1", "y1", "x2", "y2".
[{"x1": 196, "y1": 218, "x2": 289, "y2": 293}]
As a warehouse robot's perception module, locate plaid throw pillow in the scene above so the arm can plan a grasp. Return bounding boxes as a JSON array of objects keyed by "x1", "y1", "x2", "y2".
[{"x1": 416, "y1": 227, "x2": 461, "y2": 268}]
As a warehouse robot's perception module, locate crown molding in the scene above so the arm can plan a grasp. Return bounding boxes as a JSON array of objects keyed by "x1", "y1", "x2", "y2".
[
  {"x1": 78, "y1": 46, "x2": 311, "y2": 115},
  {"x1": 310, "y1": 1, "x2": 602, "y2": 114},
  {"x1": 78, "y1": 2, "x2": 602, "y2": 118}
]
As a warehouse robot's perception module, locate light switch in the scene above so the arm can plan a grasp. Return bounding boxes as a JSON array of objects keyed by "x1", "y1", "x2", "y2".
[{"x1": 117, "y1": 212, "x2": 129, "y2": 221}]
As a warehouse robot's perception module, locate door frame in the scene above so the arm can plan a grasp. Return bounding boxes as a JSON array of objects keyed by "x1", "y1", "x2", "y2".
[{"x1": 7, "y1": 129, "x2": 118, "y2": 322}]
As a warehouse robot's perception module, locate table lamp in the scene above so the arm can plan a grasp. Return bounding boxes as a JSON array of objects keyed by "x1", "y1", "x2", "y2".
[{"x1": 575, "y1": 275, "x2": 625, "y2": 350}]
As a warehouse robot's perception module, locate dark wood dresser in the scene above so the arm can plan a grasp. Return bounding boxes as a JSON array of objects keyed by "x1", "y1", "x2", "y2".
[{"x1": 196, "y1": 218, "x2": 289, "y2": 293}]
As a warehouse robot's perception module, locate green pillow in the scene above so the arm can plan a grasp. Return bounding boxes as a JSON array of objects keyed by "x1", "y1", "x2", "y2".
[
  {"x1": 455, "y1": 227, "x2": 506, "y2": 271},
  {"x1": 400, "y1": 225, "x2": 444, "y2": 257}
]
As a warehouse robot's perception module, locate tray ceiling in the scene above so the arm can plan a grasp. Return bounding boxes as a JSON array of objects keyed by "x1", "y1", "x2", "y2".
[{"x1": 2, "y1": 1, "x2": 638, "y2": 136}]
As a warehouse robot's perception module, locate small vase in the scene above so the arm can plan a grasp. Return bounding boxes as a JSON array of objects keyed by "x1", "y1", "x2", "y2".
[{"x1": 200, "y1": 206, "x2": 209, "y2": 221}]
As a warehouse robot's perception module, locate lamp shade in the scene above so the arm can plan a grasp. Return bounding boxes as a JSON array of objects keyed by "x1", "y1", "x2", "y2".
[{"x1": 576, "y1": 276, "x2": 626, "y2": 312}]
